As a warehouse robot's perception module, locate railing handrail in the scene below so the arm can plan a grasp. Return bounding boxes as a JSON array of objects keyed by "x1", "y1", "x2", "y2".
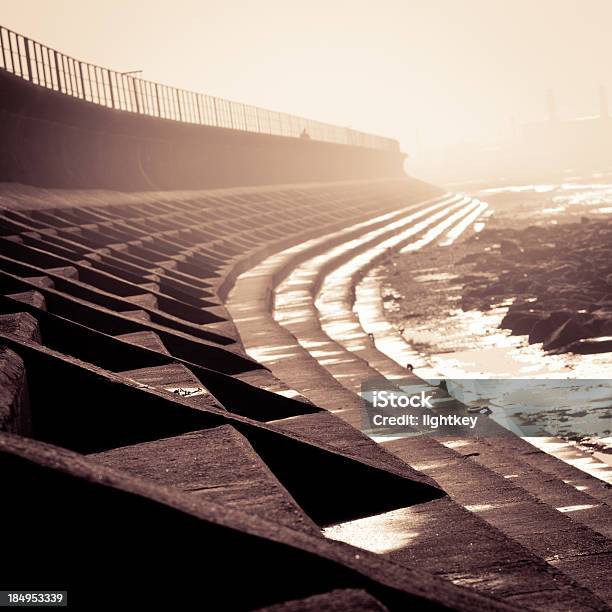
[{"x1": 0, "y1": 25, "x2": 399, "y2": 152}]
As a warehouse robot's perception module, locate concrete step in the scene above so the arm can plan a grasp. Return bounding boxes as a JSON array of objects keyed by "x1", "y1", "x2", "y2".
[
  {"x1": 273, "y1": 411, "x2": 610, "y2": 610},
  {"x1": 518, "y1": 437, "x2": 612, "y2": 505},
  {"x1": 118, "y1": 363, "x2": 220, "y2": 410},
  {"x1": 0, "y1": 431, "x2": 515, "y2": 611},
  {"x1": 326, "y1": 493, "x2": 607, "y2": 611},
  {"x1": 450, "y1": 436, "x2": 612, "y2": 537},
  {"x1": 383, "y1": 435, "x2": 612, "y2": 604},
  {"x1": 48, "y1": 265, "x2": 79, "y2": 280},
  {"x1": 136, "y1": 281, "x2": 160, "y2": 293},
  {"x1": 25, "y1": 275, "x2": 54, "y2": 288},
  {"x1": 0, "y1": 312, "x2": 41, "y2": 343},
  {"x1": 127, "y1": 292, "x2": 158, "y2": 309},
  {"x1": 0, "y1": 346, "x2": 31, "y2": 435},
  {"x1": 0, "y1": 314, "x2": 38, "y2": 436},
  {"x1": 255, "y1": 589, "x2": 388, "y2": 611},
  {"x1": 5, "y1": 290, "x2": 47, "y2": 310},
  {"x1": 235, "y1": 369, "x2": 315, "y2": 403},
  {"x1": 91, "y1": 425, "x2": 321, "y2": 535},
  {"x1": 116, "y1": 331, "x2": 171, "y2": 355},
  {"x1": 123, "y1": 309, "x2": 151, "y2": 321}
]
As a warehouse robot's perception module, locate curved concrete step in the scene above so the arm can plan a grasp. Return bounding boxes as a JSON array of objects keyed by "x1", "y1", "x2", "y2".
[{"x1": 228, "y1": 194, "x2": 612, "y2": 608}]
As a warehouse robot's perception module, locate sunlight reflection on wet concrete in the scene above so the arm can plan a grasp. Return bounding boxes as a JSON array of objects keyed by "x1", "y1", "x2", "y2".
[{"x1": 229, "y1": 188, "x2": 612, "y2": 574}]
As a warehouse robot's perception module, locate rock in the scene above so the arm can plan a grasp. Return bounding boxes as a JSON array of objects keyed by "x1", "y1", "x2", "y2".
[
  {"x1": 500, "y1": 311, "x2": 546, "y2": 335},
  {"x1": 542, "y1": 319, "x2": 591, "y2": 351},
  {"x1": 556, "y1": 337, "x2": 612, "y2": 355},
  {"x1": 457, "y1": 216, "x2": 612, "y2": 353},
  {"x1": 589, "y1": 315, "x2": 612, "y2": 337},
  {"x1": 512, "y1": 278, "x2": 532, "y2": 292},
  {"x1": 551, "y1": 310, "x2": 593, "y2": 325},
  {"x1": 529, "y1": 312, "x2": 570, "y2": 344},
  {"x1": 527, "y1": 309, "x2": 594, "y2": 344},
  {"x1": 512, "y1": 314, "x2": 547, "y2": 335},
  {"x1": 589, "y1": 308, "x2": 612, "y2": 320}
]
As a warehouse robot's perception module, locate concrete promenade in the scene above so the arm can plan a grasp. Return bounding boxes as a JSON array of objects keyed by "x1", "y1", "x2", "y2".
[
  {"x1": 228, "y1": 190, "x2": 612, "y2": 609},
  {"x1": 2, "y1": 178, "x2": 542, "y2": 610}
]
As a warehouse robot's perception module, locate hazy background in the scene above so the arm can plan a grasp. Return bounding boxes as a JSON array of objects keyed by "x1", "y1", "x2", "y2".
[{"x1": 2, "y1": 0, "x2": 611, "y2": 182}]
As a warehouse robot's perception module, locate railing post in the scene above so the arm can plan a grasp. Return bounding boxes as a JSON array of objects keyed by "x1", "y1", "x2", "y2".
[
  {"x1": 107, "y1": 69, "x2": 115, "y2": 108},
  {"x1": 228, "y1": 102, "x2": 235, "y2": 129},
  {"x1": 212, "y1": 97, "x2": 219, "y2": 126},
  {"x1": 91, "y1": 64, "x2": 100, "y2": 103},
  {"x1": 16, "y1": 34, "x2": 25, "y2": 77},
  {"x1": 133, "y1": 78, "x2": 141, "y2": 113},
  {"x1": 65, "y1": 57, "x2": 74, "y2": 95},
  {"x1": 0, "y1": 28, "x2": 6, "y2": 70},
  {"x1": 78, "y1": 61, "x2": 86, "y2": 100},
  {"x1": 175, "y1": 88, "x2": 182, "y2": 121},
  {"x1": 53, "y1": 50, "x2": 62, "y2": 91},
  {"x1": 154, "y1": 83, "x2": 161, "y2": 117},
  {"x1": 62, "y1": 55, "x2": 71, "y2": 94},
  {"x1": 24, "y1": 39, "x2": 34, "y2": 83},
  {"x1": 35, "y1": 43, "x2": 45, "y2": 87},
  {"x1": 42, "y1": 45, "x2": 51, "y2": 87},
  {"x1": 195, "y1": 93, "x2": 203, "y2": 124},
  {"x1": 63, "y1": 56, "x2": 72, "y2": 95}
]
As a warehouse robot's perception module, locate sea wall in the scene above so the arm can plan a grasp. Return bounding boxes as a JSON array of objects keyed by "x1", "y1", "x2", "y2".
[{"x1": 0, "y1": 70, "x2": 406, "y2": 191}]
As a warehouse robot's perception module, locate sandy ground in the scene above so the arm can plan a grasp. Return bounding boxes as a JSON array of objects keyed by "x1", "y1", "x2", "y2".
[{"x1": 378, "y1": 186, "x2": 612, "y2": 455}]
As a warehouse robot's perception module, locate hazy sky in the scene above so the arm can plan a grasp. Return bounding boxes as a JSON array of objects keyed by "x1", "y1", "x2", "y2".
[{"x1": 2, "y1": 0, "x2": 612, "y2": 152}]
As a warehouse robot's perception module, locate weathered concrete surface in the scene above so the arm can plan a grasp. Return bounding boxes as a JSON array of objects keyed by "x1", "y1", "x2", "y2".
[
  {"x1": 0, "y1": 312, "x2": 37, "y2": 434},
  {"x1": 0, "y1": 346, "x2": 31, "y2": 435},
  {"x1": 0, "y1": 432, "x2": 515, "y2": 611},
  {"x1": 0, "y1": 312, "x2": 41, "y2": 343},
  {"x1": 0, "y1": 331, "x2": 444, "y2": 521},
  {"x1": 93, "y1": 425, "x2": 321, "y2": 535},
  {"x1": 255, "y1": 589, "x2": 389, "y2": 611},
  {"x1": 116, "y1": 330, "x2": 171, "y2": 355}
]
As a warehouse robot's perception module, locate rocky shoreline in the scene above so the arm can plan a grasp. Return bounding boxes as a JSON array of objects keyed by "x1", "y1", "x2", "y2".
[{"x1": 460, "y1": 217, "x2": 612, "y2": 355}]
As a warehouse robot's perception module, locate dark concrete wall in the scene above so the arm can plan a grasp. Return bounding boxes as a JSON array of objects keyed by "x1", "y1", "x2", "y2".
[{"x1": 0, "y1": 70, "x2": 406, "y2": 191}]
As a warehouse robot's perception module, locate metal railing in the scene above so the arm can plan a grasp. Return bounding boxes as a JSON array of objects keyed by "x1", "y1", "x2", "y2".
[{"x1": 0, "y1": 25, "x2": 398, "y2": 151}]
